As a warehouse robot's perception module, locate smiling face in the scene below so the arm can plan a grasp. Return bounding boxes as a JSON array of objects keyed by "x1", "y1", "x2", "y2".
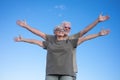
[
  {"x1": 54, "y1": 26, "x2": 65, "y2": 37},
  {"x1": 61, "y1": 21, "x2": 71, "y2": 36},
  {"x1": 55, "y1": 30, "x2": 65, "y2": 37}
]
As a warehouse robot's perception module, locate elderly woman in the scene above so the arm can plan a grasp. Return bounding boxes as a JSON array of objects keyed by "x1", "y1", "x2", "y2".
[{"x1": 14, "y1": 26, "x2": 109, "y2": 80}]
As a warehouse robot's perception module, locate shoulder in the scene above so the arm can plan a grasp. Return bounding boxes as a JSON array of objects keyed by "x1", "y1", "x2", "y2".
[
  {"x1": 46, "y1": 34, "x2": 56, "y2": 41},
  {"x1": 68, "y1": 32, "x2": 80, "y2": 39}
]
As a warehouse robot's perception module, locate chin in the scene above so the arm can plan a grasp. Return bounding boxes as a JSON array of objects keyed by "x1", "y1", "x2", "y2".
[
  {"x1": 64, "y1": 33, "x2": 69, "y2": 36},
  {"x1": 66, "y1": 33, "x2": 69, "y2": 35}
]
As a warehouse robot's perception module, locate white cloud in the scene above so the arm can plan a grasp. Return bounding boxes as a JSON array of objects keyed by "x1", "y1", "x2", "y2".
[
  {"x1": 54, "y1": 5, "x2": 66, "y2": 10},
  {"x1": 58, "y1": 14, "x2": 62, "y2": 17}
]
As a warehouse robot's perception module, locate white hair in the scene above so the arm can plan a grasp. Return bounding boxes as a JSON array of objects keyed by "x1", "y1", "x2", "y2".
[
  {"x1": 54, "y1": 25, "x2": 64, "y2": 32},
  {"x1": 61, "y1": 21, "x2": 71, "y2": 27}
]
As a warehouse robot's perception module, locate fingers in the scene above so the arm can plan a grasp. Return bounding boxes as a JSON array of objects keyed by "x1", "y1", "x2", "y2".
[
  {"x1": 14, "y1": 37, "x2": 18, "y2": 42},
  {"x1": 16, "y1": 19, "x2": 27, "y2": 27},
  {"x1": 16, "y1": 19, "x2": 26, "y2": 24},
  {"x1": 99, "y1": 27, "x2": 110, "y2": 35},
  {"x1": 16, "y1": 20, "x2": 21, "y2": 25},
  {"x1": 99, "y1": 12, "x2": 103, "y2": 17},
  {"x1": 106, "y1": 16, "x2": 110, "y2": 20},
  {"x1": 19, "y1": 34, "x2": 21, "y2": 37},
  {"x1": 23, "y1": 19, "x2": 26, "y2": 24},
  {"x1": 106, "y1": 29, "x2": 110, "y2": 34},
  {"x1": 98, "y1": 13, "x2": 110, "y2": 20},
  {"x1": 14, "y1": 35, "x2": 23, "y2": 42},
  {"x1": 102, "y1": 29, "x2": 110, "y2": 35}
]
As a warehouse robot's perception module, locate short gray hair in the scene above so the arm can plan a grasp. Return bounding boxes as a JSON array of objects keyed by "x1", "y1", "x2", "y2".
[
  {"x1": 61, "y1": 21, "x2": 71, "y2": 28},
  {"x1": 54, "y1": 25, "x2": 64, "y2": 32}
]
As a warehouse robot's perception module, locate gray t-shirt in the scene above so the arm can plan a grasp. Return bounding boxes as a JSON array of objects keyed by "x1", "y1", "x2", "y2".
[
  {"x1": 43, "y1": 35, "x2": 78, "y2": 76},
  {"x1": 68, "y1": 32, "x2": 80, "y2": 73},
  {"x1": 46, "y1": 32, "x2": 80, "y2": 73}
]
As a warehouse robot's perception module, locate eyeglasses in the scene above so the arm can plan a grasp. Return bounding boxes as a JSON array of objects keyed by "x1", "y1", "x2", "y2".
[{"x1": 64, "y1": 27, "x2": 71, "y2": 29}]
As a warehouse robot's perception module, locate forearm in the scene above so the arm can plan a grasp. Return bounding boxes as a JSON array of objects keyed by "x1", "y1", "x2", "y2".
[
  {"x1": 83, "y1": 33, "x2": 100, "y2": 41},
  {"x1": 85, "y1": 19, "x2": 100, "y2": 31},
  {"x1": 83, "y1": 29, "x2": 110, "y2": 41},
  {"x1": 21, "y1": 38, "x2": 44, "y2": 47},
  {"x1": 79, "y1": 19, "x2": 100, "y2": 37},
  {"x1": 24, "y1": 25, "x2": 46, "y2": 40},
  {"x1": 78, "y1": 33, "x2": 101, "y2": 45}
]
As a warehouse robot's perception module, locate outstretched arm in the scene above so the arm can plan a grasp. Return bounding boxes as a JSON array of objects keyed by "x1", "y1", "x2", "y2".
[
  {"x1": 77, "y1": 29, "x2": 110, "y2": 45},
  {"x1": 14, "y1": 35, "x2": 44, "y2": 48},
  {"x1": 79, "y1": 14, "x2": 110, "y2": 37},
  {"x1": 16, "y1": 20, "x2": 46, "y2": 40}
]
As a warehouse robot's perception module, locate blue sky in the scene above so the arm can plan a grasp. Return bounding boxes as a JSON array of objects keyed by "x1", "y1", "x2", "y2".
[{"x1": 0, "y1": 0, "x2": 120, "y2": 80}]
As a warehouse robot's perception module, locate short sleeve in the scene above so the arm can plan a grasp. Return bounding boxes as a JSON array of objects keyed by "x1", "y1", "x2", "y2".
[
  {"x1": 69, "y1": 32, "x2": 80, "y2": 39},
  {"x1": 46, "y1": 34, "x2": 55, "y2": 41},
  {"x1": 70, "y1": 39, "x2": 78, "y2": 48},
  {"x1": 43, "y1": 41, "x2": 48, "y2": 49}
]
